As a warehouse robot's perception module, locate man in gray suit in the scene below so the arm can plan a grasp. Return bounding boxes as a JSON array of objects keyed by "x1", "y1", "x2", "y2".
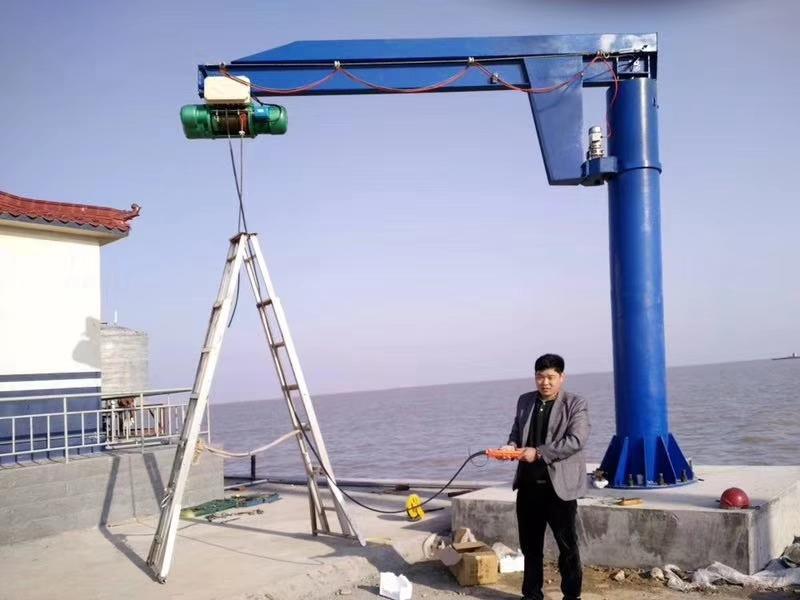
[{"x1": 502, "y1": 354, "x2": 590, "y2": 600}]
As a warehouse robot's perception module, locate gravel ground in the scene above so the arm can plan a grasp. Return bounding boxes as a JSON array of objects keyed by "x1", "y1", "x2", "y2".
[{"x1": 333, "y1": 561, "x2": 800, "y2": 600}]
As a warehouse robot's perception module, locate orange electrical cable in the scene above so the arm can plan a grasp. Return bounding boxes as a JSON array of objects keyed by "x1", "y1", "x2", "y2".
[
  {"x1": 217, "y1": 55, "x2": 622, "y2": 139},
  {"x1": 337, "y1": 64, "x2": 472, "y2": 93},
  {"x1": 592, "y1": 54, "x2": 620, "y2": 138},
  {"x1": 472, "y1": 61, "x2": 582, "y2": 94},
  {"x1": 220, "y1": 65, "x2": 339, "y2": 95}
]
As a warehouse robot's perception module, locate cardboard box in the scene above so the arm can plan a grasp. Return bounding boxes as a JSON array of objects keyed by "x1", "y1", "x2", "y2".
[{"x1": 439, "y1": 541, "x2": 499, "y2": 586}]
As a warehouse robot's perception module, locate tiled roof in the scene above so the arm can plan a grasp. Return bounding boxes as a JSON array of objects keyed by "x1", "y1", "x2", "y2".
[{"x1": 0, "y1": 190, "x2": 140, "y2": 234}]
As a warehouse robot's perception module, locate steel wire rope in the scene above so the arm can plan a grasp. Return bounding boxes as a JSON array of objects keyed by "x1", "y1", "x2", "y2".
[
  {"x1": 195, "y1": 430, "x2": 299, "y2": 459},
  {"x1": 224, "y1": 110, "x2": 248, "y2": 327},
  {"x1": 228, "y1": 122, "x2": 264, "y2": 301},
  {"x1": 225, "y1": 112, "x2": 249, "y2": 233}
]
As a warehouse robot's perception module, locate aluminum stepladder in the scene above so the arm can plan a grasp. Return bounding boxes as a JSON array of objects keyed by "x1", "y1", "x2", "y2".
[{"x1": 147, "y1": 232, "x2": 363, "y2": 582}]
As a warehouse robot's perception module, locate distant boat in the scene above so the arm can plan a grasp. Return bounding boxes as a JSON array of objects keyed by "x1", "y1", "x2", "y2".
[{"x1": 772, "y1": 352, "x2": 800, "y2": 361}]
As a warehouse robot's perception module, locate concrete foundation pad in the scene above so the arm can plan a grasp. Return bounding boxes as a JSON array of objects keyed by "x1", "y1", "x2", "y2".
[{"x1": 452, "y1": 465, "x2": 800, "y2": 574}]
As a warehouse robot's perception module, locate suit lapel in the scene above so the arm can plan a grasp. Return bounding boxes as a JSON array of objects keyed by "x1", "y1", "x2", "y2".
[
  {"x1": 520, "y1": 392, "x2": 539, "y2": 447},
  {"x1": 546, "y1": 391, "x2": 565, "y2": 443}
]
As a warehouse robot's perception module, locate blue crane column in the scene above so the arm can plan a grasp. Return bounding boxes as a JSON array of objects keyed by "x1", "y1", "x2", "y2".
[{"x1": 599, "y1": 77, "x2": 693, "y2": 487}]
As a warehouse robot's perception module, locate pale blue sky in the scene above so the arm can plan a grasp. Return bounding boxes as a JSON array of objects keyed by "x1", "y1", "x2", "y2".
[{"x1": 2, "y1": 1, "x2": 798, "y2": 401}]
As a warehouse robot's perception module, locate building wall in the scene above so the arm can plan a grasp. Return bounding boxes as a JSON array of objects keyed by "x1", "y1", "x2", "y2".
[
  {"x1": 0, "y1": 224, "x2": 102, "y2": 397},
  {"x1": 0, "y1": 448, "x2": 224, "y2": 545}
]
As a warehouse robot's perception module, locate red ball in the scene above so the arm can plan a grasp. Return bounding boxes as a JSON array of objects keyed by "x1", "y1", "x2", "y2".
[{"x1": 720, "y1": 487, "x2": 750, "y2": 509}]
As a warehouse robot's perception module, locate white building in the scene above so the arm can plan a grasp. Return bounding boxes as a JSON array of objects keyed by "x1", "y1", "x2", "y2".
[{"x1": 0, "y1": 190, "x2": 139, "y2": 409}]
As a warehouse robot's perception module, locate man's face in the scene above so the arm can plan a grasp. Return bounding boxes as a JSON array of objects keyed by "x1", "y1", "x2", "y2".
[{"x1": 535, "y1": 368, "x2": 565, "y2": 399}]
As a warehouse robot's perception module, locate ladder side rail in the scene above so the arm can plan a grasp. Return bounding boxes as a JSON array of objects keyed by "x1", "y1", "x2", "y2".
[
  {"x1": 246, "y1": 233, "x2": 281, "y2": 301},
  {"x1": 241, "y1": 244, "x2": 291, "y2": 390},
  {"x1": 147, "y1": 235, "x2": 248, "y2": 581},
  {"x1": 241, "y1": 236, "x2": 331, "y2": 531},
  {"x1": 249, "y1": 236, "x2": 360, "y2": 541},
  {"x1": 241, "y1": 235, "x2": 301, "y2": 393}
]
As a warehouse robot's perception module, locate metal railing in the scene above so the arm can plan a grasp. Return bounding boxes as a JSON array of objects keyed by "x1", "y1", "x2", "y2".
[{"x1": 0, "y1": 388, "x2": 207, "y2": 464}]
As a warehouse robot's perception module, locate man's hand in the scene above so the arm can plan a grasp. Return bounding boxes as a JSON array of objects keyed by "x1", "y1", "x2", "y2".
[{"x1": 520, "y1": 447, "x2": 538, "y2": 463}]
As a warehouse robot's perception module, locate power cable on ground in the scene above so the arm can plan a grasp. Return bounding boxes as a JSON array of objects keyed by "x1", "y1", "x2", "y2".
[{"x1": 289, "y1": 402, "x2": 488, "y2": 515}]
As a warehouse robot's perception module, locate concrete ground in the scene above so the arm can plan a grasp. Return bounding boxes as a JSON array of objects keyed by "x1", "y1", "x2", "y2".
[{"x1": 0, "y1": 483, "x2": 796, "y2": 600}]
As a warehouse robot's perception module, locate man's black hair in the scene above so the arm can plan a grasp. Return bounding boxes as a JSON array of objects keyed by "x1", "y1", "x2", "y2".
[{"x1": 534, "y1": 353, "x2": 565, "y2": 374}]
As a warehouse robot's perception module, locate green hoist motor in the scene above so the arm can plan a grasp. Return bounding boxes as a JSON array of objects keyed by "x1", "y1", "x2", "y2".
[{"x1": 180, "y1": 104, "x2": 288, "y2": 139}]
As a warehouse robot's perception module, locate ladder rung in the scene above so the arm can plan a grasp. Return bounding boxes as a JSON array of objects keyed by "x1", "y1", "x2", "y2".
[
  {"x1": 256, "y1": 299, "x2": 273, "y2": 309},
  {"x1": 200, "y1": 347, "x2": 212, "y2": 354},
  {"x1": 212, "y1": 301, "x2": 224, "y2": 309},
  {"x1": 244, "y1": 255, "x2": 255, "y2": 263},
  {"x1": 283, "y1": 384, "x2": 300, "y2": 392},
  {"x1": 271, "y1": 341, "x2": 286, "y2": 349}
]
